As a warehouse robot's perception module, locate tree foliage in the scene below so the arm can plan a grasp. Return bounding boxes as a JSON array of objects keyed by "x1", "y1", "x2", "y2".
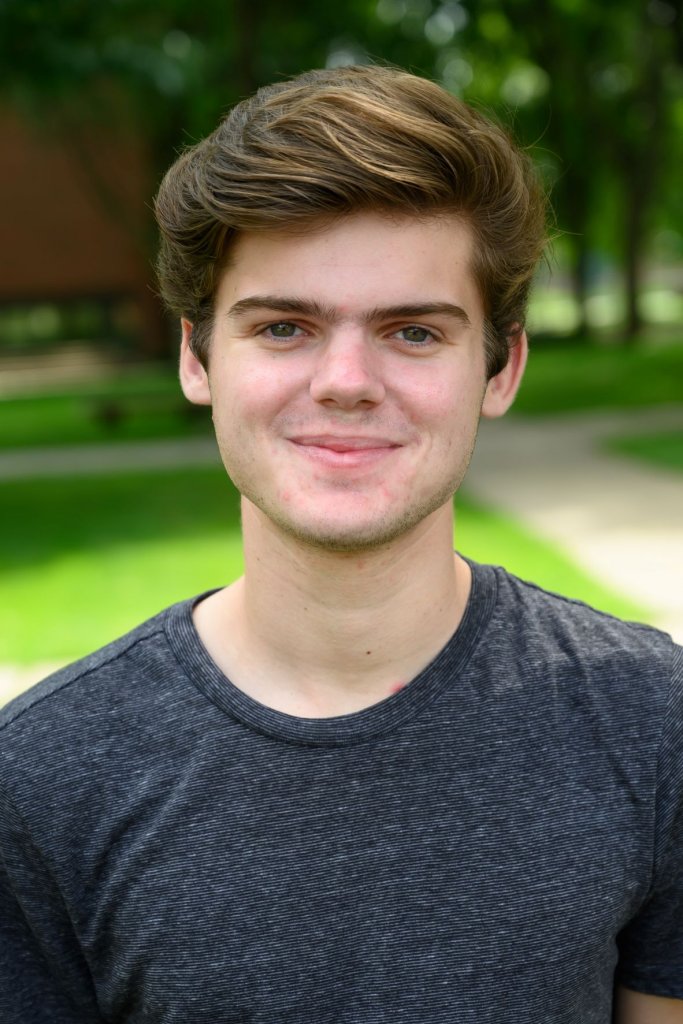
[{"x1": 0, "y1": 0, "x2": 681, "y2": 341}]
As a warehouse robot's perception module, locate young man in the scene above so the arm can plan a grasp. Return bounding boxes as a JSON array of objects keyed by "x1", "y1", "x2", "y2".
[{"x1": 1, "y1": 66, "x2": 681, "y2": 1023}]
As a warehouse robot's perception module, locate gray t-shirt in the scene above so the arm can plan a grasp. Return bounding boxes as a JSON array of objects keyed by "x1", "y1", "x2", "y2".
[{"x1": 1, "y1": 561, "x2": 682, "y2": 1022}]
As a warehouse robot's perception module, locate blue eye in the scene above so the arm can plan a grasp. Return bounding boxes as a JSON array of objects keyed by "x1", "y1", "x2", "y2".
[{"x1": 398, "y1": 326, "x2": 433, "y2": 345}]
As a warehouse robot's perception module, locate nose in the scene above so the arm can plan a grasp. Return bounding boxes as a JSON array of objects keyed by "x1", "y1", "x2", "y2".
[{"x1": 309, "y1": 331, "x2": 386, "y2": 409}]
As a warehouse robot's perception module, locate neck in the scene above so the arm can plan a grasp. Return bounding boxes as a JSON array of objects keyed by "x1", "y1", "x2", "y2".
[{"x1": 195, "y1": 500, "x2": 471, "y2": 717}]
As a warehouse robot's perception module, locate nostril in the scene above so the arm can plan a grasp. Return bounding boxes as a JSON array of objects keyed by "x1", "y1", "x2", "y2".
[{"x1": 309, "y1": 346, "x2": 386, "y2": 407}]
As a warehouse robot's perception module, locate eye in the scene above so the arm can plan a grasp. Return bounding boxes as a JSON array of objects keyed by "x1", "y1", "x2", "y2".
[
  {"x1": 395, "y1": 325, "x2": 435, "y2": 346},
  {"x1": 262, "y1": 321, "x2": 303, "y2": 340}
]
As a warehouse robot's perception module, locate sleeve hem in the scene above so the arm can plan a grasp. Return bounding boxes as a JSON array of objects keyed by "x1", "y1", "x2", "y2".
[{"x1": 616, "y1": 970, "x2": 683, "y2": 1000}]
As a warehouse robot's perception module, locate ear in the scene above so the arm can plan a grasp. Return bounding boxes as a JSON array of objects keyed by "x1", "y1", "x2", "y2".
[
  {"x1": 481, "y1": 330, "x2": 528, "y2": 419},
  {"x1": 179, "y1": 319, "x2": 212, "y2": 406}
]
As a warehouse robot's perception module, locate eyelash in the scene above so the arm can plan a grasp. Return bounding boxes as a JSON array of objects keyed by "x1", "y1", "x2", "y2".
[
  {"x1": 394, "y1": 325, "x2": 437, "y2": 346},
  {"x1": 260, "y1": 321, "x2": 306, "y2": 341},
  {"x1": 257, "y1": 321, "x2": 440, "y2": 348}
]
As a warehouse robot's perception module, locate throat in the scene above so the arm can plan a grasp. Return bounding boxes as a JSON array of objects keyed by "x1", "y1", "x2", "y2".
[{"x1": 191, "y1": 554, "x2": 471, "y2": 720}]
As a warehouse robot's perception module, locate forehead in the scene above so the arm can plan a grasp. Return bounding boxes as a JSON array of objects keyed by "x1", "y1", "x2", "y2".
[{"x1": 215, "y1": 212, "x2": 482, "y2": 321}]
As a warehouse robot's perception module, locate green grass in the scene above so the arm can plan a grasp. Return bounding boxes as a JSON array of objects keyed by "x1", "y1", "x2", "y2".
[
  {"x1": 0, "y1": 467, "x2": 242, "y2": 663},
  {"x1": 606, "y1": 430, "x2": 683, "y2": 475},
  {"x1": 0, "y1": 370, "x2": 213, "y2": 449},
  {"x1": 0, "y1": 466, "x2": 650, "y2": 665},
  {"x1": 514, "y1": 337, "x2": 683, "y2": 415}
]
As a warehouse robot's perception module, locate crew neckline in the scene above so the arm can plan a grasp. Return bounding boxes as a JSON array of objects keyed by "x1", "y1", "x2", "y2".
[{"x1": 165, "y1": 559, "x2": 498, "y2": 747}]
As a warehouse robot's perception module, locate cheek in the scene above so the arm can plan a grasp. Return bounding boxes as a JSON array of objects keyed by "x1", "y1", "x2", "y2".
[
  {"x1": 211, "y1": 359, "x2": 294, "y2": 428},
  {"x1": 403, "y1": 376, "x2": 468, "y2": 430},
  {"x1": 404, "y1": 375, "x2": 485, "y2": 463}
]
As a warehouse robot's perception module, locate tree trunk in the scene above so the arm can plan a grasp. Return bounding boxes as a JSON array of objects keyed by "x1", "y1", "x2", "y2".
[
  {"x1": 560, "y1": 169, "x2": 592, "y2": 338},
  {"x1": 616, "y1": 9, "x2": 668, "y2": 344},
  {"x1": 623, "y1": 177, "x2": 645, "y2": 341},
  {"x1": 570, "y1": 231, "x2": 591, "y2": 338}
]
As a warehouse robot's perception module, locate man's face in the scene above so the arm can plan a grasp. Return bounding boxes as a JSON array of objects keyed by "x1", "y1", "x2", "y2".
[{"x1": 181, "y1": 212, "x2": 524, "y2": 552}]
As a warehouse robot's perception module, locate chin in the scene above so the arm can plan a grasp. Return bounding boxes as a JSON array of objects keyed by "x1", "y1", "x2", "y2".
[
  {"x1": 264, "y1": 498, "x2": 453, "y2": 554},
  {"x1": 284, "y1": 524, "x2": 406, "y2": 554}
]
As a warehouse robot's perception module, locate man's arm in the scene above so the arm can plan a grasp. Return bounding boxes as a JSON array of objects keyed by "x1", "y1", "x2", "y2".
[
  {"x1": 0, "y1": 782, "x2": 102, "y2": 1022},
  {"x1": 616, "y1": 987, "x2": 683, "y2": 1024},
  {"x1": 615, "y1": 647, "x2": 683, "y2": 1016}
]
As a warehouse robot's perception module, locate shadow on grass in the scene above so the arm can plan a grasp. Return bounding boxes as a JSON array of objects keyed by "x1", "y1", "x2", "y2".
[
  {"x1": 1, "y1": 466, "x2": 241, "y2": 571},
  {"x1": 1, "y1": 467, "x2": 244, "y2": 663}
]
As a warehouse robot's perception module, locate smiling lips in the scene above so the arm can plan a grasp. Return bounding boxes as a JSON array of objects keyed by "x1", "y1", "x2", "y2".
[{"x1": 290, "y1": 435, "x2": 401, "y2": 467}]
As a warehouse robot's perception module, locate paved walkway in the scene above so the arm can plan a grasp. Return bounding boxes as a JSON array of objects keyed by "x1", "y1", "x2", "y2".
[
  {"x1": 1, "y1": 405, "x2": 682, "y2": 704},
  {"x1": 465, "y1": 404, "x2": 683, "y2": 642},
  {"x1": 0, "y1": 436, "x2": 221, "y2": 480}
]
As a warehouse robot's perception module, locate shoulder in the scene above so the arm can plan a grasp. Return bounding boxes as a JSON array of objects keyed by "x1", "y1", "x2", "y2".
[
  {"x1": 0, "y1": 597, "x2": 202, "y2": 797},
  {"x1": 1, "y1": 604, "x2": 171, "y2": 733},
  {"x1": 488, "y1": 562, "x2": 676, "y2": 666},
  {"x1": 468, "y1": 564, "x2": 683, "y2": 825},
  {"x1": 0, "y1": 595, "x2": 224, "y2": 876},
  {"x1": 471, "y1": 561, "x2": 680, "y2": 723}
]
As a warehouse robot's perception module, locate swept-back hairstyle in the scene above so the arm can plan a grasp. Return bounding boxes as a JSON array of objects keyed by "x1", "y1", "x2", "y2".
[{"x1": 155, "y1": 65, "x2": 547, "y2": 377}]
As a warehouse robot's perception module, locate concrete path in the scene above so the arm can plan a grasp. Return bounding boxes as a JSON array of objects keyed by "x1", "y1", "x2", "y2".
[
  {"x1": 1, "y1": 405, "x2": 681, "y2": 704},
  {"x1": 0, "y1": 436, "x2": 221, "y2": 480},
  {"x1": 464, "y1": 404, "x2": 683, "y2": 642}
]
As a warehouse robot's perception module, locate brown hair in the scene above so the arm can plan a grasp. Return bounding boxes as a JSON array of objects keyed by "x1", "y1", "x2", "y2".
[{"x1": 155, "y1": 65, "x2": 547, "y2": 377}]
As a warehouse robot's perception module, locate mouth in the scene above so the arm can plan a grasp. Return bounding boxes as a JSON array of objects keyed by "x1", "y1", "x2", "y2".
[
  {"x1": 288, "y1": 435, "x2": 401, "y2": 467},
  {"x1": 292, "y1": 435, "x2": 399, "y2": 451}
]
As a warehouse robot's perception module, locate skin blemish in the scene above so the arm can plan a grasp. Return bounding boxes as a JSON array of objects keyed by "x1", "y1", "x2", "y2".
[
  {"x1": 365, "y1": 650, "x2": 372, "y2": 655},
  {"x1": 389, "y1": 682, "x2": 406, "y2": 695}
]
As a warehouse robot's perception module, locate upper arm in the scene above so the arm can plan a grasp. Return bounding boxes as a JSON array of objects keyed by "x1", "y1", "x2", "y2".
[
  {"x1": 615, "y1": 646, "x2": 683, "y2": 1011},
  {"x1": 0, "y1": 782, "x2": 101, "y2": 1022},
  {"x1": 615, "y1": 987, "x2": 683, "y2": 1024}
]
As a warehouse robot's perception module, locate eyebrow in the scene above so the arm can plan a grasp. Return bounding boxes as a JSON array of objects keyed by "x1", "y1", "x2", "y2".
[{"x1": 227, "y1": 295, "x2": 472, "y2": 328}]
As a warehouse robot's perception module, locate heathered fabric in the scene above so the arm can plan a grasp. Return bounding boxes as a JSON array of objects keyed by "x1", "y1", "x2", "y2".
[{"x1": 1, "y1": 561, "x2": 682, "y2": 1023}]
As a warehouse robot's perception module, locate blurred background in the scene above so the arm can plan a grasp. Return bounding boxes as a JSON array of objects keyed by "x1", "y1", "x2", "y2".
[{"x1": 1, "y1": 0, "x2": 682, "y2": 698}]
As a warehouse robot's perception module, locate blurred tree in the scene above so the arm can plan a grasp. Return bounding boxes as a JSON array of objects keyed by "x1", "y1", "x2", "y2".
[
  {"x1": 0, "y1": 0, "x2": 680, "y2": 346},
  {"x1": 611, "y1": 0, "x2": 680, "y2": 338},
  {"x1": 0, "y1": 0, "x2": 388, "y2": 181},
  {"x1": 451, "y1": 0, "x2": 683, "y2": 339},
  {"x1": 0, "y1": 0, "x2": 392, "y2": 353}
]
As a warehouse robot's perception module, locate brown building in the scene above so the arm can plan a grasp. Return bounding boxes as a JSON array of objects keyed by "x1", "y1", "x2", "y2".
[{"x1": 0, "y1": 108, "x2": 165, "y2": 355}]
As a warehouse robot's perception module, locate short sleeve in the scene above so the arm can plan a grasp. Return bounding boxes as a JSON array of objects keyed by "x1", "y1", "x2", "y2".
[
  {"x1": 616, "y1": 643, "x2": 683, "y2": 998},
  {"x1": 0, "y1": 779, "x2": 102, "y2": 1022}
]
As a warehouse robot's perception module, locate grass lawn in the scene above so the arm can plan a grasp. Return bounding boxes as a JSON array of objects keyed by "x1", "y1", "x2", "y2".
[
  {"x1": 1, "y1": 467, "x2": 242, "y2": 664},
  {"x1": 514, "y1": 337, "x2": 683, "y2": 415},
  {"x1": 606, "y1": 430, "x2": 683, "y2": 475},
  {"x1": 0, "y1": 466, "x2": 649, "y2": 665}
]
